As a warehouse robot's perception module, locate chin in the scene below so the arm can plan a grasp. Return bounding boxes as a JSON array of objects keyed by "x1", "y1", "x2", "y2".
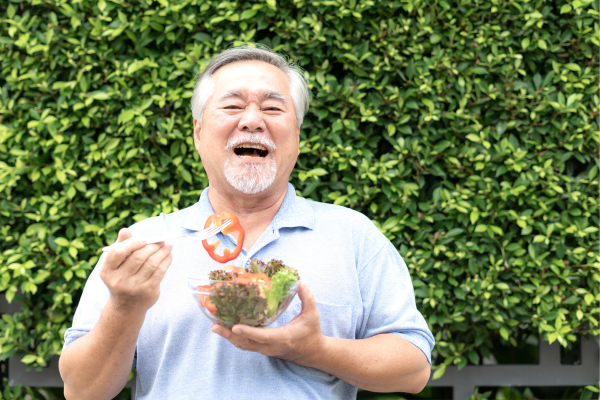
[{"x1": 224, "y1": 160, "x2": 278, "y2": 195}]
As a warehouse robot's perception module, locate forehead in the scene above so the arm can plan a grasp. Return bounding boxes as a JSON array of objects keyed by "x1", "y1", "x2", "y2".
[{"x1": 210, "y1": 60, "x2": 291, "y2": 96}]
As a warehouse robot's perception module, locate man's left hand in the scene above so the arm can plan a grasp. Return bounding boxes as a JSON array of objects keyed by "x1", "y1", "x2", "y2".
[{"x1": 211, "y1": 282, "x2": 326, "y2": 366}]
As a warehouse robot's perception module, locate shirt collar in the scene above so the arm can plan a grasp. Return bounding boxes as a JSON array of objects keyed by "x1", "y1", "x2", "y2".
[{"x1": 180, "y1": 183, "x2": 314, "y2": 232}]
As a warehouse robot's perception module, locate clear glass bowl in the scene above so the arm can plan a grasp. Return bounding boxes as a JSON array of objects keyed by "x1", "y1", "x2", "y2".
[{"x1": 188, "y1": 276, "x2": 300, "y2": 328}]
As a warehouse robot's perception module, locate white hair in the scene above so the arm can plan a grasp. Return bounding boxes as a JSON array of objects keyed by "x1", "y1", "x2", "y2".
[{"x1": 190, "y1": 45, "x2": 310, "y2": 128}]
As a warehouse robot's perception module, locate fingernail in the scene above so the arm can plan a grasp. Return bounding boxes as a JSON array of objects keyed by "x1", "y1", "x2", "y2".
[
  {"x1": 139, "y1": 239, "x2": 147, "y2": 245},
  {"x1": 232, "y1": 327, "x2": 241, "y2": 335}
]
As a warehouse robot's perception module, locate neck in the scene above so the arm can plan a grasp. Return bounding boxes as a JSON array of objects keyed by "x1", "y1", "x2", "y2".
[{"x1": 206, "y1": 181, "x2": 289, "y2": 251}]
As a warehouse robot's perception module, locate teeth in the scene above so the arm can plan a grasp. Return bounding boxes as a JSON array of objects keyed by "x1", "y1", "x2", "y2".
[{"x1": 236, "y1": 144, "x2": 267, "y2": 151}]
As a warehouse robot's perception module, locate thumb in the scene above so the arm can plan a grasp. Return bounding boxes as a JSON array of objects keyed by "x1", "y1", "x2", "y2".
[
  {"x1": 298, "y1": 282, "x2": 318, "y2": 316},
  {"x1": 117, "y1": 228, "x2": 133, "y2": 243}
]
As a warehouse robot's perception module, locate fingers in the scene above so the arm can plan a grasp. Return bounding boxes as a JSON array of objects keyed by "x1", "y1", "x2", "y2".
[
  {"x1": 104, "y1": 237, "x2": 147, "y2": 271},
  {"x1": 230, "y1": 324, "x2": 274, "y2": 344},
  {"x1": 136, "y1": 244, "x2": 173, "y2": 282},
  {"x1": 147, "y1": 252, "x2": 172, "y2": 283},
  {"x1": 117, "y1": 242, "x2": 167, "y2": 276},
  {"x1": 212, "y1": 324, "x2": 266, "y2": 352},
  {"x1": 117, "y1": 228, "x2": 133, "y2": 243}
]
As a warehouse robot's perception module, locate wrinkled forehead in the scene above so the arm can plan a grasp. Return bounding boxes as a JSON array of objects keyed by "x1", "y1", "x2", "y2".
[{"x1": 210, "y1": 60, "x2": 291, "y2": 98}]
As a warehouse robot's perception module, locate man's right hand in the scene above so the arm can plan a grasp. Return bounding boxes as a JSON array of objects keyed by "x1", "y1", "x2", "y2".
[
  {"x1": 61, "y1": 227, "x2": 172, "y2": 399},
  {"x1": 100, "y1": 228, "x2": 173, "y2": 313}
]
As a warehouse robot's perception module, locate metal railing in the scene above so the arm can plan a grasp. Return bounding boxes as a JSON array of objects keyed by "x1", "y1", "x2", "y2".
[
  {"x1": 427, "y1": 336, "x2": 599, "y2": 399},
  {"x1": 3, "y1": 296, "x2": 599, "y2": 399}
]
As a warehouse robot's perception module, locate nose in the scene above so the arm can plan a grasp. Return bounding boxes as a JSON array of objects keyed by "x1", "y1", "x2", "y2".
[{"x1": 237, "y1": 105, "x2": 266, "y2": 133}]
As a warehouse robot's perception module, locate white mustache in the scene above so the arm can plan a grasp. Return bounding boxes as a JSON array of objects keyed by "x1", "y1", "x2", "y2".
[{"x1": 225, "y1": 133, "x2": 276, "y2": 153}]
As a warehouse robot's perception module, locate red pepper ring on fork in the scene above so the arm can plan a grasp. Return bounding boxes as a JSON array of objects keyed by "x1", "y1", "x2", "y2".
[{"x1": 202, "y1": 212, "x2": 245, "y2": 263}]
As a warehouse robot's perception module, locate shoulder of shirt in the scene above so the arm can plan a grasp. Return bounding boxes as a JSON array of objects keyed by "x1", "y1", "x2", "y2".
[
  {"x1": 304, "y1": 198, "x2": 368, "y2": 220},
  {"x1": 302, "y1": 198, "x2": 398, "y2": 266},
  {"x1": 303, "y1": 198, "x2": 385, "y2": 238}
]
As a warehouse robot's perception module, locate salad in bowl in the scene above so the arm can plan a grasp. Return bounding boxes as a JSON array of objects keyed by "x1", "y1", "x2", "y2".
[{"x1": 189, "y1": 259, "x2": 300, "y2": 327}]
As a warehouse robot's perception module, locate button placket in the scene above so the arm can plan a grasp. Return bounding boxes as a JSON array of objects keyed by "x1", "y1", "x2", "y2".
[{"x1": 244, "y1": 226, "x2": 280, "y2": 267}]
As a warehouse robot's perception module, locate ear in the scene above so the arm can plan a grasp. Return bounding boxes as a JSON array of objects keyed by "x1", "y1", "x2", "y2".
[
  {"x1": 296, "y1": 126, "x2": 301, "y2": 156},
  {"x1": 193, "y1": 118, "x2": 202, "y2": 152}
]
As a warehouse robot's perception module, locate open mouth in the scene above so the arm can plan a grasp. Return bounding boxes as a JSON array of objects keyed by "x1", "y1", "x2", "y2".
[{"x1": 233, "y1": 144, "x2": 269, "y2": 158}]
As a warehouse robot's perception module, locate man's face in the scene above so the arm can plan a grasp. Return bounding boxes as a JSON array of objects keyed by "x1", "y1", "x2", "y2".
[{"x1": 193, "y1": 60, "x2": 300, "y2": 196}]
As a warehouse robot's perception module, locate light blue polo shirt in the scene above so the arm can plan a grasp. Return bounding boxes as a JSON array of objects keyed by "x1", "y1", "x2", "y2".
[{"x1": 64, "y1": 183, "x2": 434, "y2": 399}]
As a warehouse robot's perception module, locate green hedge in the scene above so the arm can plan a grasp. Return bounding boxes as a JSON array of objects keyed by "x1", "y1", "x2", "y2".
[{"x1": 0, "y1": 0, "x2": 598, "y2": 382}]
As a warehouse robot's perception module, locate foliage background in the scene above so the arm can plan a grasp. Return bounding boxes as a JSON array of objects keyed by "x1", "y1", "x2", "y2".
[{"x1": 0, "y1": 0, "x2": 598, "y2": 396}]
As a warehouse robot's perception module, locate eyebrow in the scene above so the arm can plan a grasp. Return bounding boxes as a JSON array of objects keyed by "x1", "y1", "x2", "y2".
[
  {"x1": 217, "y1": 90, "x2": 288, "y2": 102},
  {"x1": 218, "y1": 90, "x2": 245, "y2": 101},
  {"x1": 261, "y1": 90, "x2": 288, "y2": 102}
]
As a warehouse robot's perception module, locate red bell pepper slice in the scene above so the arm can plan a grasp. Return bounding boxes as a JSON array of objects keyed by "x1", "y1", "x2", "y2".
[
  {"x1": 196, "y1": 285, "x2": 216, "y2": 315},
  {"x1": 202, "y1": 212, "x2": 245, "y2": 263}
]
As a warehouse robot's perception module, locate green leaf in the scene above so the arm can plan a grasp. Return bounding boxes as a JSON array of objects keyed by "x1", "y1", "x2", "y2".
[
  {"x1": 584, "y1": 293, "x2": 594, "y2": 305},
  {"x1": 528, "y1": 244, "x2": 536, "y2": 259},
  {"x1": 54, "y1": 238, "x2": 70, "y2": 247},
  {"x1": 466, "y1": 134, "x2": 481, "y2": 143},
  {"x1": 533, "y1": 235, "x2": 546, "y2": 243},
  {"x1": 475, "y1": 224, "x2": 487, "y2": 233},
  {"x1": 470, "y1": 209, "x2": 479, "y2": 224},
  {"x1": 240, "y1": 9, "x2": 258, "y2": 20},
  {"x1": 89, "y1": 91, "x2": 110, "y2": 100},
  {"x1": 179, "y1": 168, "x2": 192, "y2": 183},
  {"x1": 102, "y1": 197, "x2": 115, "y2": 209},
  {"x1": 387, "y1": 124, "x2": 396, "y2": 136},
  {"x1": 538, "y1": 39, "x2": 547, "y2": 50},
  {"x1": 192, "y1": 32, "x2": 211, "y2": 42},
  {"x1": 21, "y1": 355, "x2": 37, "y2": 364},
  {"x1": 119, "y1": 109, "x2": 136, "y2": 124},
  {"x1": 432, "y1": 364, "x2": 446, "y2": 380},
  {"x1": 467, "y1": 350, "x2": 480, "y2": 365},
  {"x1": 499, "y1": 326, "x2": 509, "y2": 341},
  {"x1": 560, "y1": 4, "x2": 572, "y2": 13},
  {"x1": 564, "y1": 63, "x2": 581, "y2": 72},
  {"x1": 309, "y1": 168, "x2": 328, "y2": 176},
  {"x1": 7, "y1": 4, "x2": 16, "y2": 19},
  {"x1": 133, "y1": 214, "x2": 149, "y2": 222},
  {"x1": 446, "y1": 228, "x2": 464, "y2": 237}
]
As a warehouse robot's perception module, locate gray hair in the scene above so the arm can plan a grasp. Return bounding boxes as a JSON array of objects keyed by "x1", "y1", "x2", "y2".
[{"x1": 190, "y1": 45, "x2": 310, "y2": 128}]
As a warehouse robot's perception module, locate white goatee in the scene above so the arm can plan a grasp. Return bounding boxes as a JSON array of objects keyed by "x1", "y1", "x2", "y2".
[{"x1": 223, "y1": 133, "x2": 278, "y2": 195}]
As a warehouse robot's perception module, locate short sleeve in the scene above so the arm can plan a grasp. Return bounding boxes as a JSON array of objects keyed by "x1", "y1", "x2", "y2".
[
  {"x1": 356, "y1": 242, "x2": 435, "y2": 364},
  {"x1": 61, "y1": 218, "x2": 168, "y2": 369},
  {"x1": 63, "y1": 253, "x2": 110, "y2": 349}
]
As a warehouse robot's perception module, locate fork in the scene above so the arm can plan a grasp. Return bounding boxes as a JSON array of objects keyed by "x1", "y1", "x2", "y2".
[{"x1": 101, "y1": 219, "x2": 232, "y2": 253}]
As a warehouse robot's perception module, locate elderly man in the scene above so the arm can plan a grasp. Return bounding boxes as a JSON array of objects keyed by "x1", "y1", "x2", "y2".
[{"x1": 59, "y1": 46, "x2": 434, "y2": 400}]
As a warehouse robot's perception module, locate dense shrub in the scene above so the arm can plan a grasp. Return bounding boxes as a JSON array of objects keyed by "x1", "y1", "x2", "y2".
[{"x1": 0, "y1": 0, "x2": 598, "y2": 385}]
